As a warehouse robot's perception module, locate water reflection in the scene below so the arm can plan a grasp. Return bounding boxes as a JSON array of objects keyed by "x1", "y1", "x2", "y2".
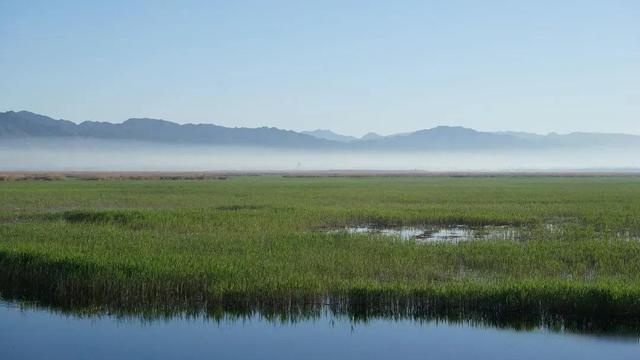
[
  {"x1": 326, "y1": 224, "x2": 640, "y2": 243},
  {"x1": 2, "y1": 292, "x2": 640, "y2": 336},
  {"x1": 1, "y1": 300, "x2": 638, "y2": 360},
  {"x1": 328, "y1": 225, "x2": 525, "y2": 242}
]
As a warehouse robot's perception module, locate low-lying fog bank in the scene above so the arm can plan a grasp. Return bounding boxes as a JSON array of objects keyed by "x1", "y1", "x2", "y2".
[{"x1": 2, "y1": 138, "x2": 639, "y2": 172}]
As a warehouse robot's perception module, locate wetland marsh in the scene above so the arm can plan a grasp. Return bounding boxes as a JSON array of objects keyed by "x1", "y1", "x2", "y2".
[{"x1": 1, "y1": 175, "x2": 640, "y2": 334}]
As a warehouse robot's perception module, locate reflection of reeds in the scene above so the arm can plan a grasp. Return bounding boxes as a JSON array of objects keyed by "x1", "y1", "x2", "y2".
[
  {"x1": 3, "y1": 282, "x2": 640, "y2": 335},
  {"x1": 2, "y1": 176, "x2": 640, "y2": 333},
  {"x1": 2, "y1": 249, "x2": 640, "y2": 333}
]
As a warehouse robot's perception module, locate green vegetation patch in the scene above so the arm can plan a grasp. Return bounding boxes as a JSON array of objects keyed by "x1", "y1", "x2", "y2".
[
  {"x1": 1, "y1": 176, "x2": 640, "y2": 326},
  {"x1": 60, "y1": 210, "x2": 146, "y2": 225}
]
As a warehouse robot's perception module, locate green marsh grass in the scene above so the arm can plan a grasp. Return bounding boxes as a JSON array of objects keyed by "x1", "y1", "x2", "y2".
[{"x1": 1, "y1": 176, "x2": 640, "y2": 328}]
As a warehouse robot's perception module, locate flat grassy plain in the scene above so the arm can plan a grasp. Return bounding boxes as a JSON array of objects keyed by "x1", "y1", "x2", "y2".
[{"x1": 2, "y1": 176, "x2": 640, "y2": 326}]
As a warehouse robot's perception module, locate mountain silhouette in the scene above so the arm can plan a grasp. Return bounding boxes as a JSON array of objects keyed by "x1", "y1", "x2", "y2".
[
  {"x1": 2, "y1": 110, "x2": 639, "y2": 150},
  {"x1": 0, "y1": 111, "x2": 334, "y2": 148},
  {"x1": 301, "y1": 129, "x2": 359, "y2": 143}
]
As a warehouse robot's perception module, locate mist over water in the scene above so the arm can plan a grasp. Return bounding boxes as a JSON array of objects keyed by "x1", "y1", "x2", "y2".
[{"x1": 2, "y1": 138, "x2": 639, "y2": 172}]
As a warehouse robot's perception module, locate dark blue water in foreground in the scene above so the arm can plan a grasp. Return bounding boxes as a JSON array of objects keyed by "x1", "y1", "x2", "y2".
[{"x1": 1, "y1": 301, "x2": 638, "y2": 360}]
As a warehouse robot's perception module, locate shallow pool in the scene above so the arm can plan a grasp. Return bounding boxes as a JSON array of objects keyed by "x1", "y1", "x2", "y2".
[{"x1": 328, "y1": 225, "x2": 523, "y2": 243}]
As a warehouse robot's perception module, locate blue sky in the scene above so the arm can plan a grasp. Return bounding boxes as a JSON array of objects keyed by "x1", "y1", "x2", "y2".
[{"x1": 1, "y1": 0, "x2": 638, "y2": 136}]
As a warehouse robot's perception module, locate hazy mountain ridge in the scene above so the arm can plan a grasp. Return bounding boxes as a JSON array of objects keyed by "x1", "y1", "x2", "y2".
[
  {"x1": 495, "y1": 130, "x2": 640, "y2": 148},
  {"x1": 360, "y1": 132, "x2": 385, "y2": 141},
  {"x1": 1, "y1": 111, "x2": 336, "y2": 148},
  {"x1": 353, "y1": 126, "x2": 525, "y2": 150},
  {"x1": 301, "y1": 129, "x2": 359, "y2": 143},
  {"x1": 1, "y1": 110, "x2": 639, "y2": 150}
]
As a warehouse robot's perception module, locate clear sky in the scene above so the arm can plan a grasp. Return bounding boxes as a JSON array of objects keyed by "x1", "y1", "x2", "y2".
[{"x1": 1, "y1": 0, "x2": 638, "y2": 136}]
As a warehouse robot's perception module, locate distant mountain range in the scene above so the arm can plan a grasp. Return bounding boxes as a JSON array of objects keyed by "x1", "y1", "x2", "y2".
[
  {"x1": 1, "y1": 110, "x2": 638, "y2": 151},
  {"x1": 301, "y1": 129, "x2": 359, "y2": 143},
  {"x1": 0, "y1": 111, "x2": 334, "y2": 148}
]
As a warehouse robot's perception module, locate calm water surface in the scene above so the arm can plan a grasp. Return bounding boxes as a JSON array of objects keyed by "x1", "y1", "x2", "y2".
[
  {"x1": 1, "y1": 301, "x2": 638, "y2": 360},
  {"x1": 329, "y1": 225, "x2": 525, "y2": 242},
  {"x1": 328, "y1": 224, "x2": 640, "y2": 243}
]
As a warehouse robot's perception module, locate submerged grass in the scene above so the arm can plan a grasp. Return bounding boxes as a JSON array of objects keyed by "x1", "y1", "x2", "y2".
[{"x1": 1, "y1": 176, "x2": 640, "y2": 327}]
